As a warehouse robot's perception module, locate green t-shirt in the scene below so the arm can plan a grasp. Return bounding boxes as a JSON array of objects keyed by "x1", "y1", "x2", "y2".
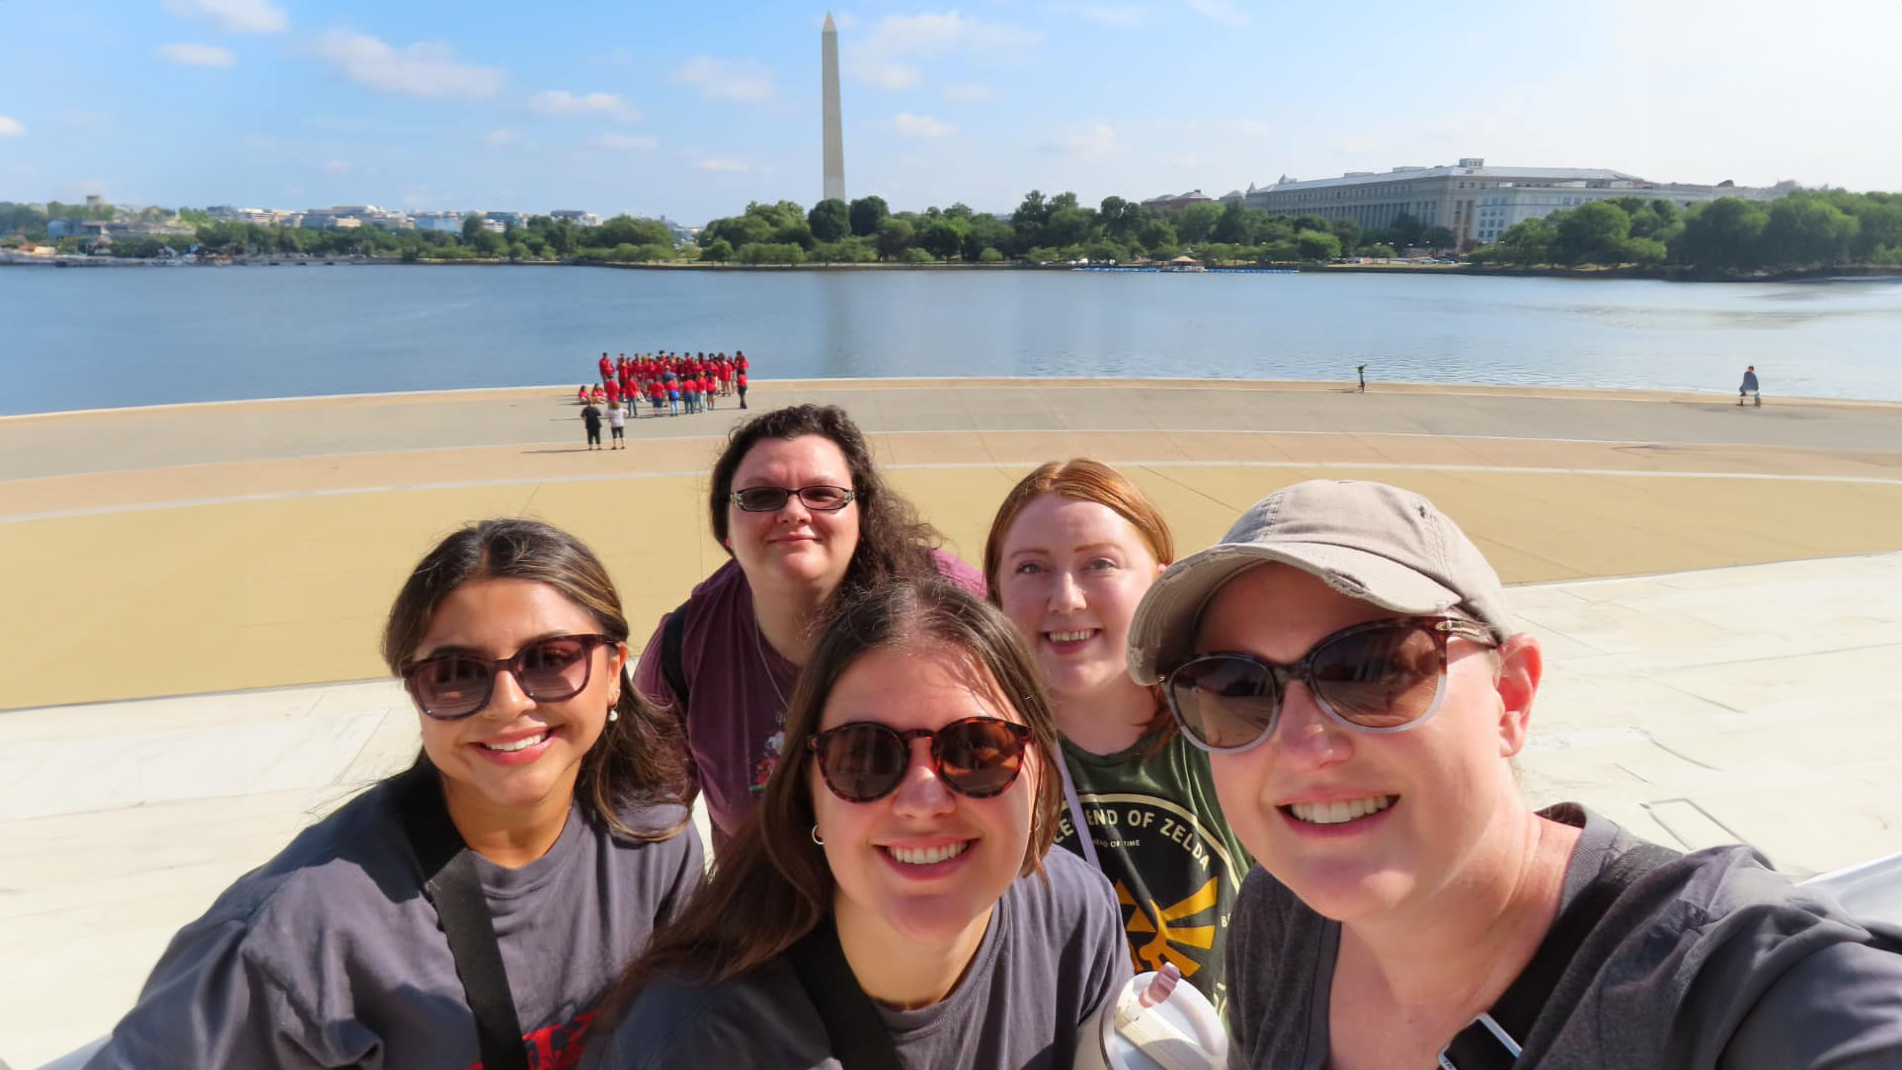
[{"x1": 1055, "y1": 727, "x2": 1254, "y2": 1018}]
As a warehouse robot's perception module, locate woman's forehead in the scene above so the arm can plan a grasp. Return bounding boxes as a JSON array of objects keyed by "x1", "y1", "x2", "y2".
[{"x1": 818, "y1": 643, "x2": 1016, "y2": 730}]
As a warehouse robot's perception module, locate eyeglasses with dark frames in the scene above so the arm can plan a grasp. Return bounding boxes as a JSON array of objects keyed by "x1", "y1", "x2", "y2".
[
  {"x1": 728, "y1": 485, "x2": 857, "y2": 513},
  {"x1": 402, "y1": 633, "x2": 616, "y2": 720},
  {"x1": 807, "y1": 717, "x2": 1033, "y2": 802},
  {"x1": 1163, "y1": 616, "x2": 1497, "y2": 753}
]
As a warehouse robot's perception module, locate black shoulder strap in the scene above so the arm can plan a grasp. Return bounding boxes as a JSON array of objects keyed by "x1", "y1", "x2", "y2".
[
  {"x1": 396, "y1": 768, "x2": 530, "y2": 1070},
  {"x1": 787, "y1": 923, "x2": 904, "y2": 1070},
  {"x1": 661, "y1": 599, "x2": 692, "y2": 708},
  {"x1": 1439, "y1": 842, "x2": 1678, "y2": 1070}
]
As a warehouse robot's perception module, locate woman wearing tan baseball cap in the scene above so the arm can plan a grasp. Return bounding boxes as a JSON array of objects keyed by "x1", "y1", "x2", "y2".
[{"x1": 1127, "y1": 479, "x2": 1902, "y2": 1070}]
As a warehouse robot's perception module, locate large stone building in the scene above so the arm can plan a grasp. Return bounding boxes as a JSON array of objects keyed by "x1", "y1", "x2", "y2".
[{"x1": 1241, "y1": 158, "x2": 1791, "y2": 247}]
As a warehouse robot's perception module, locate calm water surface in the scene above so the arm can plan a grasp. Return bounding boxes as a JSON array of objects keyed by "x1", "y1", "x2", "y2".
[{"x1": 2, "y1": 265, "x2": 1899, "y2": 415}]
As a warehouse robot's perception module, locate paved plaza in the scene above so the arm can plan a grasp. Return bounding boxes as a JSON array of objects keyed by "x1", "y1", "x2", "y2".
[{"x1": 3, "y1": 377, "x2": 1901, "y2": 1066}]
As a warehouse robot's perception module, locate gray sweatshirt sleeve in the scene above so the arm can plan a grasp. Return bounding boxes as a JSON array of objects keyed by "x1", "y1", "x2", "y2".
[
  {"x1": 1718, "y1": 941, "x2": 1902, "y2": 1070},
  {"x1": 83, "y1": 916, "x2": 347, "y2": 1070}
]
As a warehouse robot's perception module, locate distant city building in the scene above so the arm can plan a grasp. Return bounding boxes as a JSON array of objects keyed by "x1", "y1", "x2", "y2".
[
  {"x1": 1141, "y1": 189, "x2": 1217, "y2": 212},
  {"x1": 1242, "y1": 158, "x2": 1792, "y2": 247},
  {"x1": 550, "y1": 209, "x2": 603, "y2": 227},
  {"x1": 412, "y1": 210, "x2": 465, "y2": 233},
  {"x1": 299, "y1": 204, "x2": 412, "y2": 231},
  {"x1": 483, "y1": 210, "x2": 528, "y2": 228}
]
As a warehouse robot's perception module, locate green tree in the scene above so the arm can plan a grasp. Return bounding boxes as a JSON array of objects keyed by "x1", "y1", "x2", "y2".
[
  {"x1": 1296, "y1": 231, "x2": 1343, "y2": 261},
  {"x1": 700, "y1": 238, "x2": 735, "y2": 262},
  {"x1": 848, "y1": 195, "x2": 890, "y2": 237},
  {"x1": 1482, "y1": 217, "x2": 1557, "y2": 265},
  {"x1": 1389, "y1": 212, "x2": 1426, "y2": 249},
  {"x1": 1330, "y1": 216, "x2": 1362, "y2": 255},
  {"x1": 918, "y1": 217, "x2": 967, "y2": 261},
  {"x1": 461, "y1": 213, "x2": 487, "y2": 242},
  {"x1": 1135, "y1": 217, "x2": 1178, "y2": 255},
  {"x1": 960, "y1": 214, "x2": 1014, "y2": 261},
  {"x1": 977, "y1": 246, "x2": 1004, "y2": 262},
  {"x1": 1419, "y1": 226, "x2": 1457, "y2": 250},
  {"x1": 1761, "y1": 195, "x2": 1858, "y2": 267},
  {"x1": 1176, "y1": 202, "x2": 1223, "y2": 243},
  {"x1": 808, "y1": 199, "x2": 850, "y2": 242},
  {"x1": 1213, "y1": 200, "x2": 1253, "y2": 244},
  {"x1": 1553, "y1": 202, "x2": 1633, "y2": 265},
  {"x1": 1672, "y1": 197, "x2": 1769, "y2": 271},
  {"x1": 1044, "y1": 207, "x2": 1092, "y2": 247},
  {"x1": 874, "y1": 217, "x2": 915, "y2": 260}
]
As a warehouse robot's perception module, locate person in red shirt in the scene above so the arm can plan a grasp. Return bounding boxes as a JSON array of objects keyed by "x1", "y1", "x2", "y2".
[
  {"x1": 735, "y1": 350, "x2": 749, "y2": 375},
  {"x1": 648, "y1": 378, "x2": 665, "y2": 415},
  {"x1": 734, "y1": 370, "x2": 747, "y2": 409},
  {"x1": 701, "y1": 373, "x2": 716, "y2": 410},
  {"x1": 605, "y1": 378, "x2": 621, "y2": 410},
  {"x1": 578, "y1": 385, "x2": 590, "y2": 405},
  {"x1": 598, "y1": 352, "x2": 614, "y2": 383},
  {"x1": 717, "y1": 360, "x2": 733, "y2": 396},
  {"x1": 590, "y1": 384, "x2": 606, "y2": 404}
]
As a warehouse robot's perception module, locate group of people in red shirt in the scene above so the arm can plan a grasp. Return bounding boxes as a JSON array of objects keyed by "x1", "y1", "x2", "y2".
[{"x1": 578, "y1": 350, "x2": 751, "y2": 418}]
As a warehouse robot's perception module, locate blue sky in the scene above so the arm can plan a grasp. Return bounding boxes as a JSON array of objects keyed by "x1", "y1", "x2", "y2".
[{"x1": 2, "y1": 0, "x2": 1897, "y2": 225}]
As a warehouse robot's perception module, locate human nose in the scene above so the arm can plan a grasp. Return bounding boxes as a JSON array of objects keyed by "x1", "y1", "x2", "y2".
[
  {"x1": 1049, "y1": 570, "x2": 1087, "y2": 613},
  {"x1": 478, "y1": 666, "x2": 538, "y2": 720},
  {"x1": 1268, "y1": 679, "x2": 1351, "y2": 767},
  {"x1": 888, "y1": 738, "x2": 957, "y2": 816},
  {"x1": 775, "y1": 491, "x2": 813, "y2": 524}
]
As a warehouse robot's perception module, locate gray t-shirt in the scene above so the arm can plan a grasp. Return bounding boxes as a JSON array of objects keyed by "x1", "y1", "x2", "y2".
[
  {"x1": 86, "y1": 775, "x2": 704, "y2": 1070},
  {"x1": 1225, "y1": 803, "x2": 1902, "y2": 1070},
  {"x1": 587, "y1": 848, "x2": 1132, "y2": 1069}
]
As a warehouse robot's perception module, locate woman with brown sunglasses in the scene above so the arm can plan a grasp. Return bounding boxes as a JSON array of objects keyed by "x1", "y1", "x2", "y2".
[
  {"x1": 85, "y1": 519, "x2": 703, "y2": 1070},
  {"x1": 587, "y1": 577, "x2": 1133, "y2": 1069}
]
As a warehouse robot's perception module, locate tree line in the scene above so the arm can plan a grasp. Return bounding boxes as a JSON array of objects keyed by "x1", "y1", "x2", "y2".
[{"x1": 1469, "y1": 190, "x2": 1902, "y2": 272}]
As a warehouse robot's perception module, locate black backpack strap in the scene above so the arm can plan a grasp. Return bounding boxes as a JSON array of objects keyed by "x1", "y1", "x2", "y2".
[
  {"x1": 396, "y1": 768, "x2": 531, "y2": 1070},
  {"x1": 1439, "y1": 841, "x2": 1679, "y2": 1069},
  {"x1": 660, "y1": 599, "x2": 692, "y2": 709},
  {"x1": 787, "y1": 922, "x2": 904, "y2": 1070}
]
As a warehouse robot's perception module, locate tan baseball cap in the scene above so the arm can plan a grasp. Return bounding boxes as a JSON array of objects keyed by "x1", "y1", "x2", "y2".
[{"x1": 1126, "y1": 480, "x2": 1515, "y2": 684}]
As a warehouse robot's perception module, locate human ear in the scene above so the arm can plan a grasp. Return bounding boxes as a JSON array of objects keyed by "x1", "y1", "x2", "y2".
[{"x1": 1492, "y1": 633, "x2": 1542, "y2": 759}]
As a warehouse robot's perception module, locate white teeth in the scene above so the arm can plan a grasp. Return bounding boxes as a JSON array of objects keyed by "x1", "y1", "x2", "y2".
[
  {"x1": 1288, "y1": 796, "x2": 1396, "y2": 825},
  {"x1": 481, "y1": 731, "x2": 550, "y2": 753},
  {"x1": 1047, "y1": 629, "x2": 1096, "y2": 643},
  {"x1": 888, "y1": 841, "x2": 970, "y2": 866}
]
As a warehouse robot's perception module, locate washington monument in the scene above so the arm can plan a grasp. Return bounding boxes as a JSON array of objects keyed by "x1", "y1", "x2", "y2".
[{"x1": 821, "y1": 12, "x2": 845, "y2": 203}]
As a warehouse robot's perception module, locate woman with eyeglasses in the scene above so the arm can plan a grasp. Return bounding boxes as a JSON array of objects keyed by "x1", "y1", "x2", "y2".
[
  {"x1": 587, "y1": 577, "x2": 1134, "y2": 1069},
  {"x1": 1126, "y1": 480, "x2": 1902, "y2": 1070},
  {"x1": 85, "y1": 519, "x2": 703, "y2": 1070},
  {"x1": 985, "y1": 459, "x2": 1252, "y2": 1016},
  {"x1": 632, "y1": 404, "x2": 982, "y2": 848}
]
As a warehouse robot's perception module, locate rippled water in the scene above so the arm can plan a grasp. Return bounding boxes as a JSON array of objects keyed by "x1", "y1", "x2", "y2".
[{"x1": 2, "y1": 264, "x2": 1898, "y2": 414}]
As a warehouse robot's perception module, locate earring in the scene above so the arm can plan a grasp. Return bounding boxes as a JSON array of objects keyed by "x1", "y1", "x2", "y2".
[
  {"x1": 810, "y1": 825, "x2": 824, "y2": 846},
  {"x1": 608, "y1": 709, "x2": 619, "y2": 722}
]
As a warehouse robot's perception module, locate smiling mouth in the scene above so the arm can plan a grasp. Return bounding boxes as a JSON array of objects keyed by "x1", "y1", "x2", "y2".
[
  {"x1": 479, "y1": 730, "x2": 551, "y2": 753},
  {"x1": 883, "y1": 840, "x2": 973, "y2": 866},
  {"x1": 1046, "y1": 629, "x2": 1098, "y2": 643},
  {"x1": 1282, "y1": 795, "x2": 1397, "y2": 825}
]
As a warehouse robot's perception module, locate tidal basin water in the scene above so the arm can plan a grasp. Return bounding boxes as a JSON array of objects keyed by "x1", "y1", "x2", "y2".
[{"x1": 3, "y1": 264, "x2": 1900, "y2": 415}]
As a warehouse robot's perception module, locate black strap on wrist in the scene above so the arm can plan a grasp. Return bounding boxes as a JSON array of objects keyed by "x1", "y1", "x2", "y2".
[
  {"x1": 787, "y1": 921, "x2": 904, "y2": 1070},
  {"x1": 397, "y1": 766, "x2": 531, "y2": 1070}
]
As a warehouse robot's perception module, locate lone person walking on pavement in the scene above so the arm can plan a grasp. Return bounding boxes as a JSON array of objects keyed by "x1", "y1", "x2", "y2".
[{"x1": 1740, "y1": 365, "x2": 1761, "y2": 407}]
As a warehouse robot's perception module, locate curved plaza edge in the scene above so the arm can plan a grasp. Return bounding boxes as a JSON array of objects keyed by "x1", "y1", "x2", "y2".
[{"x1": 2, "y1": 376, "x2": 1900, "y2": 1068}]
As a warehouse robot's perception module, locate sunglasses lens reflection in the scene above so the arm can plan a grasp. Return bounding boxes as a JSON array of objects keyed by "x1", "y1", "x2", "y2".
[
  {"x1": 935, "y1": 720, "x2": 1025, "y2": 797},
  {"x1": 815, "y1": 719, "x2": 1028, "y2": 802},
  {"x1": 818, "y1": 724, "x2": 910, "y2": 801}
]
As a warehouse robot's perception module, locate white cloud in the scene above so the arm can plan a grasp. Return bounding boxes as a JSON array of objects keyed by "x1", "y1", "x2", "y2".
[
  {"x1": 848, "y1": 10, "x2": 1040, "y2": 90},
  {"x1": 322, "y1": 158, "x2": 352, "y2": 174},
  {"x1": 895, "y1": 112, "x2": 955, "y2": 137},
  {"x1": 163, "y1": 0, "x2": 286, "y2": 34},
  {"x1": 1055, "y1": 3, "x2": 1148, "y2": 28},
  {"x1": 480, "y1": 128, "x2": 519, "y2": 146},
  {"x1": 311, "y1": 30, "x2": 505, "y2": 99},
  {"x1": 1184, "y1": 0, "x2": 1250, "y2": 27},
  {"x1": 941, "y1": 83, "x2": 995, "y2": 102},
  {"x1": 0, "y1": 116, "x2": 25, "y2": 136},
  {"x1": 156, "y1": 43, "x2": 236, "y2": 67},
  {"x1": 528, "y1": 90, "x2": 641, "y2": 121},
  {"x1": 1045, "y1": 122, "x2": 1127, "y2": 157},
  {"x1": 588, "y1": 132, "x2": 658, "y2": 150},
  {"x1": 670, "y1": 57, "x2": 776, "y2": 103},
  {"x1": 691, "y1": 157, "x2": 751, "y2": 173}
]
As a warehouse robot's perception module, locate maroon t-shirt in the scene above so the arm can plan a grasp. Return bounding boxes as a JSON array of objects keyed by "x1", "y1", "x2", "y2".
[{"x1": 633, "y1": 551, "x2": 985, "y2": 845}]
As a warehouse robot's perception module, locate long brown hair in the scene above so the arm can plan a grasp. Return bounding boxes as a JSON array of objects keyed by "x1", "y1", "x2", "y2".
[
  {"x1": 982, "y1": 458, "x2": 1179, "y2": 748},
  {"x1": 707, "y1": 404, "x2": 942, "y2": 605},
  {"x1": 381, "y1": 518, "x2": 690, "y2": 839},
  {"x1": 607, "y1": 576, "x2": 1062, "y2": 1003}
]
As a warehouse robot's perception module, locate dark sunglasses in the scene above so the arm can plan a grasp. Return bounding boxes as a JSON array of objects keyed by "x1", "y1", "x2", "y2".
[
  {"x1": 402, "y1": 633, "x2": 615, "y2": 720},
  {"x1": 1164, "y1": 617, "x2": 1497, "y2": 753},
  {"x1": 807, "y1": 717, "x2": 1034, "y2": 803},
  {"x1": 728, "y1": 485, "x2": 856, "y2": 513}
]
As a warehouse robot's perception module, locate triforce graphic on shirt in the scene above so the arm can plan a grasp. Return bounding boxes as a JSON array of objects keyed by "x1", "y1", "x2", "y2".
[{"x1": 1056, "y1": 791, "x2": 1245, "y2": 1018}]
